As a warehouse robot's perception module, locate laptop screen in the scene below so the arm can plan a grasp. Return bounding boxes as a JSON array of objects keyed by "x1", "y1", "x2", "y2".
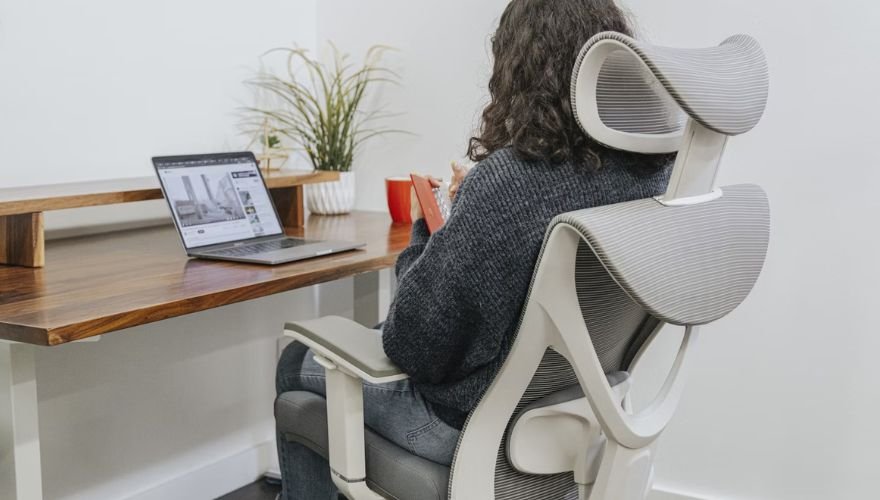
[{"x1": 154, "y1": 154, "x2": 284, "y2": 249}]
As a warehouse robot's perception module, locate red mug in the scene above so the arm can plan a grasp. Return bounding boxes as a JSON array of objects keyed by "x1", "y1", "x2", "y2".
[{"x1": 386, "y1": 177, "x2": 413, "y2": 224}]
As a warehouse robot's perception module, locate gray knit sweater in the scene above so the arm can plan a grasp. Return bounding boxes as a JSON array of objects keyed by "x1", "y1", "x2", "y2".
[{"x1": 382, "y1": 147, "x2": 671, "y2": 428}]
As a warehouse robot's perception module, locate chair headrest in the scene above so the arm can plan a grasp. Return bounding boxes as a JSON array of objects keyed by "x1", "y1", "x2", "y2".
[{"x1": 571, "y1": 32, "x2": 769, "y2": 154}]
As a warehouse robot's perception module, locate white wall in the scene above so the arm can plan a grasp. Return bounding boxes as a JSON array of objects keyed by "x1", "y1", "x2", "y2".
[
  {"x1": 624, "y1": 2, "x2": 880, "y2": 499},
  {"x1": 0, "y1": 0, "x2": 318, "y2": 231},
  {"x1": 1, "y1": 1, "x2": 323, "y2": 498},
  {"x1": 317, "y1": 0, "x2": 510, "y2": 212},
  {"x1": 0, "y1": 0, "x2": 322, "y2": 185},
  {"x1": 318, "y1": 1, "x2": 880, "y2": 499}
]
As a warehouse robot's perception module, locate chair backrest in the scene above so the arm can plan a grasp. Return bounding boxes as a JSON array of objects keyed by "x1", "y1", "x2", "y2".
[{"x1": 447, "y1": 32, "x2": 770, "y2": 500}]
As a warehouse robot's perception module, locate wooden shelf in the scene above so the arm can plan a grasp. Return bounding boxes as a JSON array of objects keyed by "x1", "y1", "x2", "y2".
[
  {"x1": 0, "y1": 170, "x2": 337, "y2": 216},
  {"x1": 0, "y1": 170, "x2": 339, "y2": 268},
  {"x1": 0, "y1": 211, "x2": 410, "y2": 346}
]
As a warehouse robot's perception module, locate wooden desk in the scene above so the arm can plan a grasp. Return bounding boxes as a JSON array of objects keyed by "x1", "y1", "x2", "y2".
[
  {"x1": 0, "y1": 211, "x2": 411, "y2": 499},
  {"x1": 0, "y1": 170, "x2": 338, "y2": 268},
  {"x1": 0, "y1": 212, "x2": 410, "y2": 346}
]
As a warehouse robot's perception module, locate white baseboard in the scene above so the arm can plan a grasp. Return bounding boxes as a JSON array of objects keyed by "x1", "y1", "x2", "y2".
[
  {"x1": 651, "y1": 485, "x2": 708, "y2": 500},
  {"x1": 127, "y1": 441, "x2": 276, "y2": 500},
  {"x1": 118, "y1": 440, "x2": 703, "y2": 500}
]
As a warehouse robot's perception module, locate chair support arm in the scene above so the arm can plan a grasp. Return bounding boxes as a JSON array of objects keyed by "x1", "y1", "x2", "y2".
[
  {"x1": 284, "y1": 316, "x2": 407, "y2": 499},
  {"x1": 319, "y1": 357, "x2": 385, "y2": 499}
]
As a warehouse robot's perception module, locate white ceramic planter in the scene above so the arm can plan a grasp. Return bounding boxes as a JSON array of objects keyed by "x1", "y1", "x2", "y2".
[{"x1": 307, "y1": 171, "x2": 356, "y2": 215}]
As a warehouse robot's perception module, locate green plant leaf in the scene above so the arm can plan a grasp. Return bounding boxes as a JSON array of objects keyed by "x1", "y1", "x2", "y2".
[{"x1": 239, "y1": 43, "x2": 407, "y2": 172}]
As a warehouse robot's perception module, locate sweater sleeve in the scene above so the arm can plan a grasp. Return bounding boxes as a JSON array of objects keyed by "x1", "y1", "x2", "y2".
[
  {"x1": 382, "y1": 163, "x2": 526, "y2": 384},
  {"x1": 394, "y1": 219, "x2": 431, "y2": 280}
]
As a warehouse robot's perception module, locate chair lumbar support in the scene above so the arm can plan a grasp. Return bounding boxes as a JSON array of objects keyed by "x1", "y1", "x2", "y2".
[{"x1": 507, "y1": 378, "x2": 631, "y2": 478}]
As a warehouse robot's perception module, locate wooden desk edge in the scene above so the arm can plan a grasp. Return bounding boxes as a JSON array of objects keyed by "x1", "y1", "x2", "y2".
[{"x1": 1, "y1": 254, "x2": 399, "y2": 347}]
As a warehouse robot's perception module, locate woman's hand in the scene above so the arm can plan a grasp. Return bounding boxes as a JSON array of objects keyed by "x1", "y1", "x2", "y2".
[
  {"x1": 410, "y1": 176, "x2": 443, "y2": 221},
  {"x1": 449, "y1": 161, "x2": 471, "y2": 200}
]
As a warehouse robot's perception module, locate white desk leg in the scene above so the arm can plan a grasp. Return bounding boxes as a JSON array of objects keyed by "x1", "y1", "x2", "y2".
[
  {"x1": 389, "y1": 269, "x2": 398, "y2": 300},
  {"x1": 353, "y1": 271, "x2": 380, "y2": 328},
  {"x1": 378, "y1": 269, "x2": 398, "y2": 324},
  {"x1": 0, "y1": 343, "x2": 43, "y2": 500}
]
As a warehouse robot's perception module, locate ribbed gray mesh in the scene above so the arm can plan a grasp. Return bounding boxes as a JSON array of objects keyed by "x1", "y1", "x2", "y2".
[
  {"x1": 596, "y1": 50, "x2": 686, "y2": 135},
  {"x1": 493, "y1": 349, "x2": 580, "y2": 500},
  {"x1": 556, "y1": 184, "x2": 771, "y2": 326},
  {"x1": 572, "y1": 31, "x2": 769, "y2": 137},
  {"x1": 638, "y1": 34, "x2": 769, "y2": 136},
  {"x1": 483, "y1": 186, "x2": 769, "y2": 499},
  {"x1": 453, "y1": 37, "x2": 770, "y2": 488},
  {"x1": 575, "y1": 242, "x2": 653, "y2": 373},
  {"x1": 492, "y1": 255, "x2": 655, "y2": 499}
]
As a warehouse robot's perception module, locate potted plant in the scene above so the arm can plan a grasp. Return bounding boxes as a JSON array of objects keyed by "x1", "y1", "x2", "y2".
[
  {"x1": 245, "y1": 44, "x2": 402, "y2": 215},
  {"x1": 241, "y1": 117, "x2": 293, "y2": 171}
]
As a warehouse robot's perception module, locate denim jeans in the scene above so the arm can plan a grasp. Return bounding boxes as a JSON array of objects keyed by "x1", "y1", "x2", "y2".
[{"x1": 276, "y1": 341, "x2": 461, "y2": 500}]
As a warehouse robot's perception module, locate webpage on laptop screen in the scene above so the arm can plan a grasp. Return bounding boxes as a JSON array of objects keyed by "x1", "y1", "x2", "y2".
[{"x1": 157, "y1": 158, "x2": 283, "y2": 248}]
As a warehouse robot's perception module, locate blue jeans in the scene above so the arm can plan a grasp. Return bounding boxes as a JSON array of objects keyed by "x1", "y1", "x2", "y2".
[{"x1": 276, "y1": 341, "x2": 461, "y2": 500}]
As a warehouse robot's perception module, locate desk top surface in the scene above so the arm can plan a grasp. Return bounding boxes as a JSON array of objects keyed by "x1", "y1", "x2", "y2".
[{"x1": 0, "y1": 212, "x2": 410, "y2": 346}]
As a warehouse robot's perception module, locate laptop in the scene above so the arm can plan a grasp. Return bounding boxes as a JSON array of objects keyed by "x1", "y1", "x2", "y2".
[{"x1": 153, "y1": 152, "x2": 365, "y2": 265}]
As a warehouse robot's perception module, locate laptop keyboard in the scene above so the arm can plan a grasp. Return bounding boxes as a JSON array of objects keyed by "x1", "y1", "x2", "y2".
[{"x1": 208, "y1": 238, "x2": 310, "y2": 257}]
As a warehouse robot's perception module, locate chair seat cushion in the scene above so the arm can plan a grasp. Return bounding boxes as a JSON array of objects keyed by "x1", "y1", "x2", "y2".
[{"x1": 276, "y1": 391, "x2": 450, "y2": 500}]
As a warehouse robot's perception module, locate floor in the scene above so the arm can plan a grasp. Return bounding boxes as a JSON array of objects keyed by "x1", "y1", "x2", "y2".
[{"x1": 216, "y1": 478, "x2": 280, "y2": 500}]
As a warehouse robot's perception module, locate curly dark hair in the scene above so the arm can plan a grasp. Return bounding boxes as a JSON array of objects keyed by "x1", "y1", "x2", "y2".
[{"x1": 468, "y1": 0, "x2": 665, "y2": 169}]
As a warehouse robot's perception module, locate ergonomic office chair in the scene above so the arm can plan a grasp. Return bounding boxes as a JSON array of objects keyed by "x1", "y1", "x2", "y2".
[{"x1": 277, "y1": 31, "x2": 770, "y2": 500}]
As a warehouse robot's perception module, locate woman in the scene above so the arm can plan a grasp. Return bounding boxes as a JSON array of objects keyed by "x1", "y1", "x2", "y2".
[{"x1": 276, "y1": 0, "x2": 673, "y2": 497}]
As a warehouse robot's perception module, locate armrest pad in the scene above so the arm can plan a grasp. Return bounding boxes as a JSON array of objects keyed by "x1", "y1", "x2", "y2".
[{"x1": 284, "y1": 316, "x2": 407, "y2": 383}]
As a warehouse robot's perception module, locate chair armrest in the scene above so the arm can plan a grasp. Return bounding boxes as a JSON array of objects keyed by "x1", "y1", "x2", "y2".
[
  {"x1": 284, "y1": 316, "x2": 397, "y2": 499},
  {"x1": 284, "y1": 316, "x2": 407, "y2": 385}
]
